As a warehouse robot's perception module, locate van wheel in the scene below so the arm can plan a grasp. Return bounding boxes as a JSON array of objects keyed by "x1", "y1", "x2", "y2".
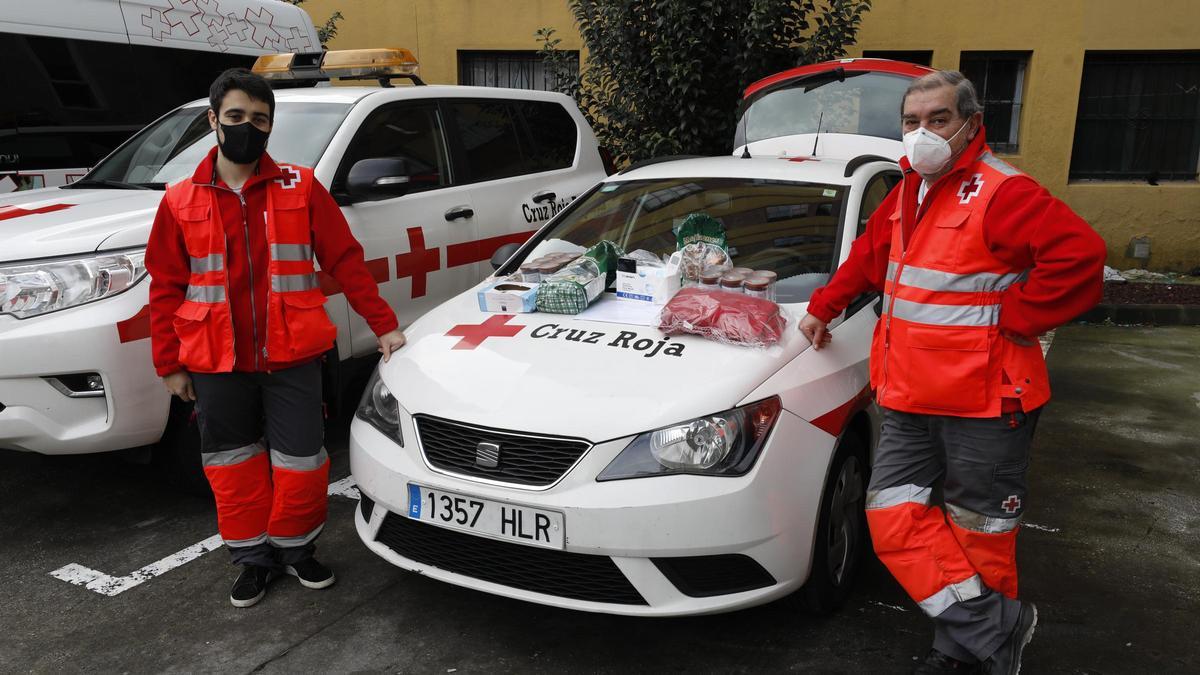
[
  {"x1": 154, "y1": 399, "x2": 210, "y2": 497},
  {"x1": 801, "y1": 429, "x2": 869, "y2": 613}
]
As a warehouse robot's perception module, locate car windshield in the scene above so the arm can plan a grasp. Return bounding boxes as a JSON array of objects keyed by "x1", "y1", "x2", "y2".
[
  {"x1": 736, "y1": 71, "x2": 913, "y2": 146},
  {"x1": 70, "y1": 102, "x2": 352, "y2": 189},
  {"x1": 519, "y1": 177, "x2": 847, "y2": 304}
]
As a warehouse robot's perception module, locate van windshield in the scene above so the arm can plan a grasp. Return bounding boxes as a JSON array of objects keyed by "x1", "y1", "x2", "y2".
[
  {"x1": 520, "y1": 177, "x2": 846, "y2": 304},
  {"x1": 736, "y1": 71, "x2": 913, "y2": 146},
  {"x1": 70, "y1": 102, "x2": 351, "y2": 189}
]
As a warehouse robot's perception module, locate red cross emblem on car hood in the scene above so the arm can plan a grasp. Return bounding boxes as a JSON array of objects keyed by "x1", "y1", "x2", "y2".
[{"x1": 445, "y1": 315, "x2": 525, "y2": 350}]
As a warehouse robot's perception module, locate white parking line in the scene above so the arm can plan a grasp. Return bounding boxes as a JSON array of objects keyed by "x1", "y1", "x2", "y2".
[{"x1": 49, "y1": 477, "x2": 362, "y2": 597}]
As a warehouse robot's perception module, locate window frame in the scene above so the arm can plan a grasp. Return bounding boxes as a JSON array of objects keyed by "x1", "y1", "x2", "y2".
[
  {"x1": 457, "y1": 49, "x2": 580, "y2": 92},
  {"x1": 959, "y1": 51, "x2": 1030, "y2": 155},
  {"x1": 330, "y1": 100, "x2": 455, "y2": 199}
]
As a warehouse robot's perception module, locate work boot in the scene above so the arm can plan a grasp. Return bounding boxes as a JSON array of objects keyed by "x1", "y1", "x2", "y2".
[
  {"x1": 913, "y1": 648, "x2": 981, "y2": 674},
  {"x1": 984, "y1": 602, "x2": 1038, "y2": 674},
  {"x1": 285, "y1": 557, "x2": 336, "y2": 589},
  {"x1": 230, "y1": 565, "x2": 277, "y2": 608}
]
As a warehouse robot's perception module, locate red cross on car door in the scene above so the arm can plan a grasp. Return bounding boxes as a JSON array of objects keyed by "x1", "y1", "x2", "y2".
[{"x1": 336, "y1": 101, "x2": 481, "y2": 357}]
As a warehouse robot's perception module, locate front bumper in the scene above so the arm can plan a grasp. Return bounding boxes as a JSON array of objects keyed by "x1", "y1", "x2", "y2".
[
  {"x1": 350, "y1": 407, "x2": 838, "y2": 616},
  {"x1": 0, "y1": 282, "x2": 169, "y2": 454}
]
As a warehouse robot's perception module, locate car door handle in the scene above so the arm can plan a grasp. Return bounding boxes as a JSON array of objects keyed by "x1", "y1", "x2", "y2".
[
  {"x1": 444, "y1": 205, "x2": 474, "y2": 221},
  {"x1": 531, "y1": 190, "x2": 556, "y2": 204}
]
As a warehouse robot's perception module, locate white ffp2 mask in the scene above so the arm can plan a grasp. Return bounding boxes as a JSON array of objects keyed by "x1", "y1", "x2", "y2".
[{"x1": 903, "y1": 122, "x2": 969, "y2": 176}]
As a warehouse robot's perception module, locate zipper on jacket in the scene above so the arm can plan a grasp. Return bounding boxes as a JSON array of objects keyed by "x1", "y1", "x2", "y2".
[{"x1": 213, "y1": 183, "x2": 263, "y2": 371}]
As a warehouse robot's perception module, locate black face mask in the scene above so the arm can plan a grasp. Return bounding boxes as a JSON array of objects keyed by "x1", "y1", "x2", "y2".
[{"x1": 217, "y1": 121, "x2": 269, "y2": 165}]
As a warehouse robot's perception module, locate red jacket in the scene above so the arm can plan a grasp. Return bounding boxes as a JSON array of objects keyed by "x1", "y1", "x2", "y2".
[
  {"x1": 147, "y1": 148, "x2": 398, "y2": 376},
  {"x1": 808, "y1": 129, "x2": 1106, "y2": 338}
]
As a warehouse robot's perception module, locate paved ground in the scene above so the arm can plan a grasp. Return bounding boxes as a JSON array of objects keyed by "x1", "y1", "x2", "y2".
[{"x1": 1, "y1": 323, "x2": 1197, "y2": 674}]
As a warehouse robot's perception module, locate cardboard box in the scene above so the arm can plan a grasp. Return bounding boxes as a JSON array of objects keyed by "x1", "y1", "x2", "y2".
[
  {"x1": 615, "y1": 257, "x2": 681, "y2": 304},
  {"x1": 477, "y1": 280, "x2": 539, "y2": 313}
]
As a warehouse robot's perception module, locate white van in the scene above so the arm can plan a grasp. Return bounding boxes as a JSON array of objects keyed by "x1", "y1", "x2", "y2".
[
  {"x1": 0, "y1": 0, "x2": 321, "y2": 193},
  {"x1": 0, "y1": 49, "x2": 610, "y2": 489}
]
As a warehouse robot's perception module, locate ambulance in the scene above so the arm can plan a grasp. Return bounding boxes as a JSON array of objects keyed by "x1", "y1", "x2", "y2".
[
  {"x1": 0, "y1": 0, "x2": 323, "y2": 193},
  {"x1": 350, "y1": 59, "x2": 935, "y2": 616},
  {"x1": 0, "y1": 48, "x2": 610, "y2": 487}
]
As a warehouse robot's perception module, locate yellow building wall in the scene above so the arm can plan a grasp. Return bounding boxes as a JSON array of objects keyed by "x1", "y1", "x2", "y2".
[{"x1": 299, "y1": 0, "x2": 1200, "y2": 270}]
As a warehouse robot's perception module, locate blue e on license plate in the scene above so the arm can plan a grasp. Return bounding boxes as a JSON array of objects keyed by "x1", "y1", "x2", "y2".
[{"x1": 406, "y1": 483, "x2": 565, "y2": 550}]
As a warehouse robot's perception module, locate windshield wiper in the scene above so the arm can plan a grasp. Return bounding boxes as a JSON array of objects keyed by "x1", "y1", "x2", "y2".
[{"x1": 65, "y1": 178, "x2": 157, "y2": 190}]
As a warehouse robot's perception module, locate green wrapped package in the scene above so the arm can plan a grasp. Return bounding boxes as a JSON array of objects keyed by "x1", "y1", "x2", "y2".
[
  {"x1": 536, "y1": 240, "x2": 625, "y2": 314},
  {"x1": 675, "y1": 213, "x2": 727, "y2": 250}
]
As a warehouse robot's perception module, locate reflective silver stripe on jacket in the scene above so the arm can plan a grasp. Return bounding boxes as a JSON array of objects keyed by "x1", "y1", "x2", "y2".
[
  {"x1": 270, "y1": 243, "x2": 313, "y2": 261},
  {"x1": 186, "y1": 284, "x2": 227, "y2": 303},
  {"x1": 270, "y1": 447, "x2": 329, "y2": 472},
  {"x1": 189, "y1": 254, "x2": 224, "y2": 274},
  {"x1": 886, "y1": 260, "x2": 898, "y2": 281},
  {"x1": 917, "y1": 574, "x2": 984, "y2": 617},
  {"x1": 271, "y1": 273, "x2": 319, "y2": 293},
  {"x1": 269, "y1": 524, "x2": 324, "y2": 548},
  {"x1": 866, "y1": 484, "x2": 933, "y2": 510},
  {"x1": 889, "y1": 297, "x2": 1001, "y2": 327},
  {"x1": 223, "y1": 533, "x2": 269, "y2": 548},
  {"x1": 202, "y1": 442, "x2": 265, "y2": 467},
  {"x1": 946, "y1": 504, "x2": 1022, "y2": 534},
  {"x1": 898, "y1": 265, "x2": 1027, "y2": 294},
  {"x1": 979, "y1": 151, "x2": 1021, "y2": 177}
]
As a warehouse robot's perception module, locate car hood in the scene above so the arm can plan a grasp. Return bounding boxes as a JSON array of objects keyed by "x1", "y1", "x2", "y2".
[
  {"x1": 380, "y1": 286, "x2": 812, "y2": 443},
  {"x1": 0, "y1": 187, "x2": 162, "y2": 262}
]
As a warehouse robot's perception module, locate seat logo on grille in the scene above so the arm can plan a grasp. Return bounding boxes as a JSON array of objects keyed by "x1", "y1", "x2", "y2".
[{"x1": 475, "y1": 442, "x2": 501, "y2": 469}]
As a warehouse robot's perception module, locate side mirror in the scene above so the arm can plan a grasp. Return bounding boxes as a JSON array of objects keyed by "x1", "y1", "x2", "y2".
[
  {"x1": 491, "y1": 242, "x2": 523, "y2": 271},
  {"x1": 345, "y1": 157, "x2": 437, "y2": 202}
]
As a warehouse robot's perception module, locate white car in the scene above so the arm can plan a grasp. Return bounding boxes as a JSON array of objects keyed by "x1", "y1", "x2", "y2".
[
  {"x1": 351, "y1": 59, "x2": 927, "y2": 617},
  {"x1": 0, "y1": 49, "x2": 609, "y2": 486}
]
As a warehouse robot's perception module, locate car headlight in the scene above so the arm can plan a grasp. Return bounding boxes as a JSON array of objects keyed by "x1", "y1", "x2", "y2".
[
  {"x1": 0, "y1": 248, "x2": 147, "y2": 319},
  {"x1": 597, "y1": 397, "x2": 782, "y2": 481},
  {"x1": 355, "y1": 368, "x2": 403, "y2": 446}
]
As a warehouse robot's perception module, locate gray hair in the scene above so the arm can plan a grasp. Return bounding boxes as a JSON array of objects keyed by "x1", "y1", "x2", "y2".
[{"x1": 902, "y1": 70, "x2": 982, "y2": 119}]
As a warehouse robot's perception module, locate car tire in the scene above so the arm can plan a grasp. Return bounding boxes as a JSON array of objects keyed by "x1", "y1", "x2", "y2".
[
  {"x1": 800, "y1": 428, "x2": 869, "y2": 614},
  {"x1": 154, "y1": 399, "x2": 211, "y2": 497}
]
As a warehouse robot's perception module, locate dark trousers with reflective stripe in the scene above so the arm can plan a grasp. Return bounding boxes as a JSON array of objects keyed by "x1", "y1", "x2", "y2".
[
  {"x1": 866, "y1": 407, "x2": 1040, "y2": 663},
  {"x1": 191, "y1": 359, "x2": 328, "y2": 568}
]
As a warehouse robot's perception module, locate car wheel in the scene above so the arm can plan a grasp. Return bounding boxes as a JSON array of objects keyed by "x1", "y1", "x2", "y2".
[
  {"x1": 800, "y1": 429, "x2": 869, "y2": 614},
  {"x1": 153, "y1": 399, "x2": 211, "y2": 497}
]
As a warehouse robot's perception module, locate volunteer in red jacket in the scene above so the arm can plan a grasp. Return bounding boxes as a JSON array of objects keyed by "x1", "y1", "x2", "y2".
[
  {"x1": 799, "y1": 71, "x2": 1106, "y2": 674},
  {"x1": 147, "y1": 69, "x2": 406, "y2": 608}
]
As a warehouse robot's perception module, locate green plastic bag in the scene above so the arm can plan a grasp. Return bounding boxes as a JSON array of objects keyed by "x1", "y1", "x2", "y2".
[{"x1": 675, "y1": 213, "x2": 727, "y2": 250}]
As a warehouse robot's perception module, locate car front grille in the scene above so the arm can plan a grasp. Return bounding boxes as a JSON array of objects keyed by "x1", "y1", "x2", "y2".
[
  {"x1": 374, "y1": 511, "x2": 647, "y2": 605},
  {"x1": 414, "y1": 415, "x2": 591, "y2": 487}
]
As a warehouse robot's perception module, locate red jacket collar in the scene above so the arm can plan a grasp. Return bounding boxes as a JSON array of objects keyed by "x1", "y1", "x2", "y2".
[{"x1": 190, "y1": 146, "x2": 283, "y2": 188}]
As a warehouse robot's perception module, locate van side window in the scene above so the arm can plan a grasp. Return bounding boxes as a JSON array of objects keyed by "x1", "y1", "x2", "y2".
[
  {"x1": 858, "y1": 171, "x2": 901, "y2": 236},
  {"x1": 513, "y1": 100, "x2": 577, "y2": 172},
  {"x1": 334, "y1": 103, "x2": 450, "y2": 195},
  {"x1": 445, "y1": 100, "x2": 530, "y2": 182}
]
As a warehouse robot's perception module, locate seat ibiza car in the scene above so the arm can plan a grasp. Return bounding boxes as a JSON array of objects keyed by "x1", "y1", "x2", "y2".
[{"x1": 351, "y1": 59, "x2": 931, "y2": 616}]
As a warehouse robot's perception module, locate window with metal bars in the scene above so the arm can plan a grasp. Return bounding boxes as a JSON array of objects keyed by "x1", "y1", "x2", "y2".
[
  {"x1": 960, "y1": 52, "x2": 1028, "y2": 155},
  {"x1": 1069, "y1": 51, "x2": 1200, "y2": 181},
  {"x1": 458, "y1": 50, "x2": 579, "y2": 91}
]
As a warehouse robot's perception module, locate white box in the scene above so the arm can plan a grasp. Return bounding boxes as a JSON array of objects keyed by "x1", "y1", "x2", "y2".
[
  {"x1": 477, "y1": 280, "x2": 539, "y2": 313},
  {"x1": 615, "y1": 258, "x2": 681, "y2": 304}
]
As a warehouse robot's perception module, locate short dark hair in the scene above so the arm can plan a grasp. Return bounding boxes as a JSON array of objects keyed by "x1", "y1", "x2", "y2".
[
  {"x1": 901, "y1": 70, "x2": 982, "y2": 119},
  {"x1": 209, "y1": 68, "x2": 275, "y2": 119}
]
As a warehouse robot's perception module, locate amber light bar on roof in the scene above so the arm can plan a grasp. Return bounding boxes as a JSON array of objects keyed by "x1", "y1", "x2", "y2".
[{"x1": 252, "y1": 48, "x2": 421, "y2": 85}]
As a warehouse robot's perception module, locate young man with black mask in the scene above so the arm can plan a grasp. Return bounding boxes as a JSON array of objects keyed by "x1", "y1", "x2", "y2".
[{"x1": 146, "y1": 68, "x2": 407, "y2": 607}]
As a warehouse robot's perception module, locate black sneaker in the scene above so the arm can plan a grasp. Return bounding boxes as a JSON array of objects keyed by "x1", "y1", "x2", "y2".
[
  {"x1": 230, "y1": 565, "x2": 277, "y2": 608},
  {"x1": 285, "y1": 557, "x2": 336, "y2": 589},
  {"x1": 984, "y1": 602, "x2": 1038, "y2": 675},
  {"x1": 913, "y1": 649, "x2": 981, "y2": 674}
]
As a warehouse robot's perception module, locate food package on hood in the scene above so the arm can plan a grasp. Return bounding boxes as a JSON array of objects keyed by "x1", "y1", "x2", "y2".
[
  {"x1": 536, "y1": 240, "x2": 625, "y2": 314},
  {"x1": 477, "y1": 279, "x2": 539, "y2": 313},
  {"x1": 657, "y1": 287, "x2": 787, "y2": 348},
  {"x1": 678, "y1": 242, "x2": 733, "y2": 283},
  {"x1": 616, "y1": 250, "x2": 681, "y2": 304},
  {"x1": 675, "y1": 213, "x2": 728, "y2": 250}
]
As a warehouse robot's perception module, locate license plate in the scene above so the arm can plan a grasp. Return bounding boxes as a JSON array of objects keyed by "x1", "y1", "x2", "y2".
[{"x1": 406, "y1": 483, "x2": 565, "y2": 550}]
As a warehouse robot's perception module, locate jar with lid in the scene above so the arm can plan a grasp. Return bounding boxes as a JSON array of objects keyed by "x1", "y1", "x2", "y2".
[
  {"x1": 749, "y1": 270, "x2": 778, "y2": 302},
  {"x1": 732, "y1": 266, "x2": 755, "y2": 277},
  {"x1": 743, "y1": 276, "x2": 770, "y2": 299},
  {"x1": 698, "y1": 267, "x2": 724, "y2": 290},
  {"x1": 518, "y1": 261, "x2": 543, "y2": 282},
  {"x1": 719, "y1": 272, "x2": 746, "y2": 293}
]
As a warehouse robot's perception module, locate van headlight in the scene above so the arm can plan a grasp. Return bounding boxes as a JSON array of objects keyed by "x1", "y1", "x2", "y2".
[
  {"x1": 0, "y1": 248, "x2": 147, "y2": 319},
  {"x1": 355, "y1": 368, "x2": 403, "y2": 446},
  {"x1": 597, "y1": 397, "x2": 782, "y2": 481}
]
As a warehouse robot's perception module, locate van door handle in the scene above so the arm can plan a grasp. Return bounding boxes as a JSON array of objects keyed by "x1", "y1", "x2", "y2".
[
  {"x1": 532, "y1": 190, "x2": 556, "y2": 204},
  {"x1": 444, "y1": 205, "x2": 474, "y2": 221}
]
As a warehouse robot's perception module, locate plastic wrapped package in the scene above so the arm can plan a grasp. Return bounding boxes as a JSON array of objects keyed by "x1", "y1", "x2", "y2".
[
  {"x1": 536, "y1": 240, "x2": 625, "y2": 314},
  {"x1": 657, "y1": 287, "x2": 788, "y2": 347},
  {"x1": 678, "y1": 242, "x2": 732, "y2": 283}
]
